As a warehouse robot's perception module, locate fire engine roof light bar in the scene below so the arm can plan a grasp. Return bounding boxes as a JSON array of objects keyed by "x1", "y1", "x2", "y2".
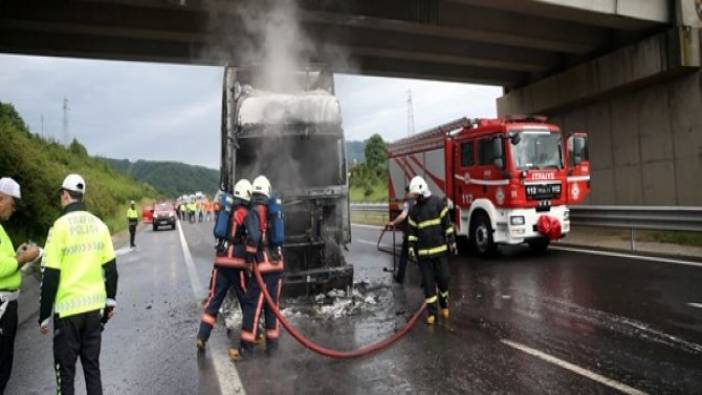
[{"x1": 505, "y1": 114, "x2": 549, "y2": 123}]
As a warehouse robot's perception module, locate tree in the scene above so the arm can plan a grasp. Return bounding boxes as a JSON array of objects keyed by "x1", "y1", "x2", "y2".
[
  {"x1": 69, "y1": 138, "x2": 88, "y2": 156},
  {"x1": 364, "y1": 134, "x2": 386, "y2": 177}
]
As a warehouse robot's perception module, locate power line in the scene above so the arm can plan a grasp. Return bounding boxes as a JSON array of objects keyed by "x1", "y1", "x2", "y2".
[{"x1": 62, "y1": 97, "x2": 70, "y2": 145}]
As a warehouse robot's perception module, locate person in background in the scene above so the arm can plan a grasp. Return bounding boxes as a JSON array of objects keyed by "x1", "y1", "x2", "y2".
[{"x1": 0, "y1": 177, "x2": 40, "y2": 393}]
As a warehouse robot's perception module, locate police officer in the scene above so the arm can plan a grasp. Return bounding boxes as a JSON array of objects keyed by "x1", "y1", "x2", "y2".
[
  {"x1": 127, "y1": 200, "x2": 138, "y2": 248},
  {"x1": 196, "y1": 180, "x2": 260, "y2": 353},
  {"x1": 39, "y1": 174, "x2": 119, "y2": 395},
  {"x1": 407, "y1": 176, "x2": 457, "y2": 325},
  {"x1": 241, "y1": 175, "x2": 285, "y2": 356},
  {"x1": 0, "y1": 177, "x2": 40, "y2": 393}
]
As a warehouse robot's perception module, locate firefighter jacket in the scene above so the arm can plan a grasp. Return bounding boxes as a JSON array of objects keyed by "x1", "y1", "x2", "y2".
[
  {"x1": 408, "y1": 195, "x2": 454, "y2": 258},
  {"x1": 250, "y1": 195, "x2": 284, "y2": 273},
  {"x1": 214, "y1": 203, "x2": 260, "y2": 269}
]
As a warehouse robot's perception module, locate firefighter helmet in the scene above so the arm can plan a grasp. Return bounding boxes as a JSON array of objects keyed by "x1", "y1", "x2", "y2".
[
  {"x1": 233, "y1": 179, "x2": 252, "y2": 202},
  {"x1": 252, "y1": 175, "x2": 271, "y2": 198},
  {"x1": 408, "y1": 176, "x2": 431, "y2": 197}
]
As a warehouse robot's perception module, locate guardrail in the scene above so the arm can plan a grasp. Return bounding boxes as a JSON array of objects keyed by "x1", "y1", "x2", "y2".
[{"x1": 350, "y1": 203, "x2": 702, "y2": 251}]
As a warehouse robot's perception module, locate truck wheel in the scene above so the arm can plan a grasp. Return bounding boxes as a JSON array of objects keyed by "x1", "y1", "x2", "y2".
[
  {"x1": 152, "y1": 224, "x2": 157, "y2": 232},
  {"x1": 527, "y1": 237, "x2": 550, "y2": 253},
  {"x1": 471, "y1": 213, "x2": 497, "y2": 257}
]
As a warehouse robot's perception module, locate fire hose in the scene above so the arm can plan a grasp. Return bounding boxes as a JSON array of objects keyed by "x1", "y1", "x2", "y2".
[{"x1": 252, "y1": 264, "x2": 427, "y2": 359}]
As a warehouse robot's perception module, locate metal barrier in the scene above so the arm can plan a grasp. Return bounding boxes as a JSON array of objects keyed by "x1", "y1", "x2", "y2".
[{"x1": 350, "y1": 203, "x2": 702, "y2": 251}]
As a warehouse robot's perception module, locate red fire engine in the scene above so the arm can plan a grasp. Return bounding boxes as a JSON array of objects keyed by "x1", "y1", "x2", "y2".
[{"x1": 386, "y1": 116, "x2": 590, "y2": 256}]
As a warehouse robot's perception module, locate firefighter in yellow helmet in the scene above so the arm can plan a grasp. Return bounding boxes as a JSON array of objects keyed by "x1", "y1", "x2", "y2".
[
  {"x1": 406, "y1": 176, "x2": 457, "y2": 325},
  {"x1": 0, "y1": 177, "x2": 40, "y2": 393},
  {"x1": 39, "y1": 174, "x2": 119, "y2": 395}
]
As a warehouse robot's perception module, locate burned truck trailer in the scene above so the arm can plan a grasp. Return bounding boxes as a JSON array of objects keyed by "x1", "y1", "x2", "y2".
[{"x1": 220, "y1": 66, "x2": 353, "y2": 296}]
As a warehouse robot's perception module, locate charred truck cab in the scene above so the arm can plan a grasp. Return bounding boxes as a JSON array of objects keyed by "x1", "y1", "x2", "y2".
[
  {"x1": 220, "y1": 66, "x2": 353, "y2": 296},
  {"x1": 387, "y1": 116, "x2": 591, "y2": 257}
]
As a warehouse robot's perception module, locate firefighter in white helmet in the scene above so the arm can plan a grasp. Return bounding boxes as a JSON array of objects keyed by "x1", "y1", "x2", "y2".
[
  {"x1": 234, "y1": 175, "x2": 285, "y2": 358},
  {"x1": 407, "y1": 175, "x2": 457, "y2": 325},
  {"x1": 197, "y1": 179, "x2": 260, "y2": 353}
]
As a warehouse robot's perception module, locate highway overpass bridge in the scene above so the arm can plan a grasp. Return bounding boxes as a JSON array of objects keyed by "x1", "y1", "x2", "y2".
[{"x1": 1, "y1": 0, "x2": 701, "y2": 205}]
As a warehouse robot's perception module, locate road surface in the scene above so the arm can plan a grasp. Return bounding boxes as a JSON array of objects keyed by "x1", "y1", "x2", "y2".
[{"x1": 6, "y1": 222, "x2": 702, "y2": 394}]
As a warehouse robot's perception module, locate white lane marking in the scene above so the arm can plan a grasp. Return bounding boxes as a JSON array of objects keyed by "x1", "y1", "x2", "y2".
[
  {"x1": 115, "y1": 246, "x2": 131, "y2": 257},
  {"x1": 176, "y1": 221, "x2": 246, "y2": 395},
  {"x1": 551, "y1": 246, "x2": 702, "y2": 268},
  {"x1": 500, "y1": 339, "x2": 648, "y2": 395},
  {"x1": 688, "y1": 303, "x2": 702, "y2": 309}
]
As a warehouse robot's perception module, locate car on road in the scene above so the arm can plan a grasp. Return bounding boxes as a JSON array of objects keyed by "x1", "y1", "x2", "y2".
[
  {"x1": 152, "y1": 202, "x2": 176, "y2": 231},
  {"x1": 142, "y1": 203, "x2": 154, "y2": 224}
]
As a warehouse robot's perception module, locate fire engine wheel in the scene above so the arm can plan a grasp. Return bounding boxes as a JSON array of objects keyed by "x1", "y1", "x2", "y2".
[
  {"x1": 527, "y1": 237, "x2": 550, "y2": 253},
  {"x1": 471, "y1": 213, "x2": 497, "y2": 257}
]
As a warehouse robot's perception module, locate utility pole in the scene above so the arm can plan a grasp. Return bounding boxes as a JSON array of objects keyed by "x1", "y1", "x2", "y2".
[
  {"x1": 62, "y1": 98, "x2": 70, "y2": 145},
  {"x1": 406, "y1": 89, "x2": 415, "y2": 137}
]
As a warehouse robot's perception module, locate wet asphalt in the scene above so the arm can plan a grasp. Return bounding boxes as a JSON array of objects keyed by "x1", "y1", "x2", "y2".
[{"x1": 6, "y1": 221, "x2": 702, "y2": 394}]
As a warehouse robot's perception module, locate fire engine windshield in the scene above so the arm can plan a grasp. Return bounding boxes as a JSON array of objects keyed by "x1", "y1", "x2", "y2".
[{"x1": 510, "y1": 130, "x2": 563, "y2": 170}]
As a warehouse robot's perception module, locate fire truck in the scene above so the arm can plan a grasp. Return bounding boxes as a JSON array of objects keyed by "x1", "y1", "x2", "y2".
[{"x1": 386, "y1": 116, "x2": 590, "y2": 256}]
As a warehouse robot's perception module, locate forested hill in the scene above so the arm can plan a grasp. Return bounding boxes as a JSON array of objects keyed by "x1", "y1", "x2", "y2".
[{"x1": 98, "y1": 158, "x2": 219, "y2": 197}]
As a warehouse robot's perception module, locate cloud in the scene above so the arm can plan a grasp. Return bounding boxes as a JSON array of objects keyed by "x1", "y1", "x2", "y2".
[{"x1": 1, "y1": 54, "x2": 502, "y2": 167}]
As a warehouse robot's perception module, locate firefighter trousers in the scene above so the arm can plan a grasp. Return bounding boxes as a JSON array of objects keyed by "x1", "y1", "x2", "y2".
[
  {"x1": 240, "y1": 271, "x2": 283, "y2": 351},
  {"x1": 418, "y1": 255, "x2": 449, "y2": 317},
  {"x1": 53, "y1": 309, "x2": 103, "y2": 395},
  {"x1": 197, "y1": 267, "x2": 248, "y2": 342},
  {"x1": 0, "y1": 300, "x2": 18, "y2": 394}
]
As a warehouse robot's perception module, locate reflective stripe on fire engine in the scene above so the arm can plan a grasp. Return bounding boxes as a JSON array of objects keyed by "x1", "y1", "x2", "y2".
[
  {"x1": 567, "y1": 175, "x2": 590, "y2": 182},
  {"x1": 454, "y1": 174, "x2": 510, "y2": 186},
  {"x1": 418, "y1": 245, "x2": 447, "y2": 256}
]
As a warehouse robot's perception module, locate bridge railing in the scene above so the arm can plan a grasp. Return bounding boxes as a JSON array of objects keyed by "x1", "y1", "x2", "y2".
[{"x1": 350, "y1": 203, "x2": 702, "y2": 251}]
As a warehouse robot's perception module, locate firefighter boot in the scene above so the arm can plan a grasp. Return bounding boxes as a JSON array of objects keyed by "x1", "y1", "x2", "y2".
[
  {"x1": 425, "y1": 314, "x2": 436, "y2": 325},
  {"x1": 440, "y1": 308, "x2": 449, "y2": 320},
  {"x1": 196, "y1": 338, "x2": 206, "y2": 352},
  {"x1": 228, "y1": 343, "x2": 254, "y2": 362}
]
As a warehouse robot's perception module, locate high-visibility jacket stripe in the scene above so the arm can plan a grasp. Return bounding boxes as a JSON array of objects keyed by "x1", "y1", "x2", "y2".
[
  {"x1": 426, "y1": 296, "x2": 438, "y2": 304},
  {"x1": 418, "y1": 245, "x2": 447, "y2": 256}
]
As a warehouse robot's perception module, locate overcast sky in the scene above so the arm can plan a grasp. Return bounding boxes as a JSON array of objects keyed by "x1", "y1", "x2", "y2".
[{"x1": 0, "y1": 54, "x2": 501, "y2": 169}]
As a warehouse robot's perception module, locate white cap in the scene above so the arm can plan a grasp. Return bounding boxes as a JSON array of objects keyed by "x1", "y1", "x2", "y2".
[
  {"x1": 0, "y1": 177, "x2": 21, "y2": 199},
  {"x1": 61, "y1": 174, "x2": 86, "y2": 194}
]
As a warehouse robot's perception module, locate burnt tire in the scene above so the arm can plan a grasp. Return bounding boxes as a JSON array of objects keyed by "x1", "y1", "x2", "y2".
[
  {"x1": 470, "y1": 212, "x2": 497, "y2": 257},
  {"x1": 527, "y1": 237, "x2": 550, "y2": 253}
]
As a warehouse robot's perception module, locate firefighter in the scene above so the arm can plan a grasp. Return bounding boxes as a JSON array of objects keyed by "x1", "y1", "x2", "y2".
[
  {"x1": 39, "y1": 174, "x2": 119, "y2": 395},
  {"x1": 386, "y1": 186, "x2": 416, "y2": 284},
  {"x1": 407, "y1": 176, "x2": 457, "y2": 325},
  {"x1": 0, "y1": 177, "x2": 41, "y2": 393},
  {"x1": 127, "y1": 200, "x2": 138, "y2": 248},
  {"x1": 196, "y1": 179, "x2": 260, "y2": 352},
  {"x1": 232, "y1": 175, "x2": 285, "y2": 359}
]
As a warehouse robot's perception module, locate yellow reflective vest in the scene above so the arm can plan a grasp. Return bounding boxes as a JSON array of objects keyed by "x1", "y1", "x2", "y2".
[
  {"x1": 0, "y1": 224, "x2": 20, "y2": 290},
  {"x1": 42, "y1": 210, "x2": 115, "y2": 318},
  {"x1": 127, "y1": 207, "x2": 139, "y2": 220}
]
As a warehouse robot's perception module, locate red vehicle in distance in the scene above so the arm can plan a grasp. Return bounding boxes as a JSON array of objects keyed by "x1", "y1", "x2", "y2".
[{"x1": 152, "y1": 202, "x2": 177, "y2": 231}]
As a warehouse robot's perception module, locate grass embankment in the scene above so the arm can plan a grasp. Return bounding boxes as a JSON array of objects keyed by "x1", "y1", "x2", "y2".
[{"x1": 0, "y1": 102, "x2": 159, "y2": 244}]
